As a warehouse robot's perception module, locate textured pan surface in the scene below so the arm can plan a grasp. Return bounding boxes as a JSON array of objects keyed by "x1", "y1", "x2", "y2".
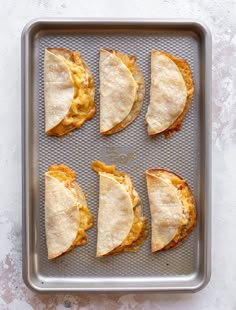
[{"x1": 22, "y1": 20, "x2": 211, "y2": 291}]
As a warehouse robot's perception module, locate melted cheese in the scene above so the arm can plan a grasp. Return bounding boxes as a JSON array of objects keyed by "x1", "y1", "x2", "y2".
[
  {"x1": 49, "y1": 52, "x2": 95, "y2": 136},
  {"x1": 115, "y1": 52, "x2": 136, "y2": 75},
  {"x1": 73, "y1": 205, "x2": 94, "y2": 246},
  {"x1": 48, "y1": 165, "x2": 76, "y2": 189},
  {"x1": 92, "y1": 161, "x2": 146, "y2": 254},
  {"x1": 48, "y1": 165, "x2": 93, "y2": 247}
]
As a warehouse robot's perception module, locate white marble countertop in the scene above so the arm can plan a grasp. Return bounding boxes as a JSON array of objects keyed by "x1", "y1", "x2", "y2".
[{"x1": 0, "y1": 0, "x2": 235, "y2": 309}]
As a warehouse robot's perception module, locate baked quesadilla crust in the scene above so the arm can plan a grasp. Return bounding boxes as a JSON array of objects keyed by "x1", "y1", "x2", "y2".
[
  {"x1": 45, "y1": 164, "x2": 93, "y2": 259},
  {"x1": 100, "y1": 49, "x2": 145, "y2": 135},
  {"x1": 92, "y1": 160, "x2": 147, "y2": 256},
  {"x1": 146, "y1": 168, "x2": 196, "y2": 252},
  {"x1": 146, "y1": 50, "x2": 194, "y2": 138},
  {"x1": 45, "y1": 48, "x2": 96, "y2": 136}
]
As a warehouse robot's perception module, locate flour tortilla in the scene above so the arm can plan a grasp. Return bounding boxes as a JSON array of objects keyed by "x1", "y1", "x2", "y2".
[
  {"x1": 146, "y1": 50, "x2": 187, "y2": 135},
  {"x1": 146, "y1": 170, "x2": 183, "y2": 252},
  {"x1": 96, "y1": 173, "x2": 134, "y2": 256},
  {"x1": 44, "y1": 49, "x2": 74, "y2": 133},
  {"x1": 45, "y1": 173, "x2": 79, "y2": 259},
  {"x1": 99, "y1": 49, "x2": 138, "y2": 133}
]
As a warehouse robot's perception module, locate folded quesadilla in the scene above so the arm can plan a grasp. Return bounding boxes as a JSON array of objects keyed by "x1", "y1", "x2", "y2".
[
  {"x1": 92, "y1": 160, "x2": 147, "y2": 256},
  {"x1": 145, "y1": 50, "x2": 194, "y2": 138},
  {"x1": 44, "y1": 48, "x2": 96, "y2": 136},
  {"x1": 45, "y1": 164, "x2": 93, "y2": 259},
  {"x1": 99, "y1": 49, "x2": 145, "y2": 135},
  {"x1": 146, "y1": 168, "x2": 196, "y2": 252}
]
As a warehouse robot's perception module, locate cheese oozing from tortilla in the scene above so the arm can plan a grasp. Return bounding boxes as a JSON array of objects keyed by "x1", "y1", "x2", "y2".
[
  {"x1": 145, "y1": 51, "x2": 187, "y2": 135},
  {"x1": 45, "y1": 165, "x2": 93, "y2": 259},
  {"x1": 92, "y1": 161, "x2": 147, "y2": 255},
  {"x1": 115, "y1": 52, "x2": 136, "y2": 75},
  {"x1": 45, "y1": 49, "x2": 95, "y2": 136}
]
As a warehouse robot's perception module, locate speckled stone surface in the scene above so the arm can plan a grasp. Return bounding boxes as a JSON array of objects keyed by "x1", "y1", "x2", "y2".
[{"x1": 0, "y1": 0, "x2": 235, "y2": 309}]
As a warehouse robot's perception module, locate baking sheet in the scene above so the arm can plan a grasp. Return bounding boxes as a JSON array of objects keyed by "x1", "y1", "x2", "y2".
[{"x1": 22, "y1": 19, "x2": 211, "y2": 292}]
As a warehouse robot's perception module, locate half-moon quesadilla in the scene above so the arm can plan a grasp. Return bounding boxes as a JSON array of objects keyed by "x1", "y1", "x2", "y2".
[
  {"x1": 45, "y1": 164, "x2": 93, "y2": 259},
  {"x1": 92, "y1": 160, "x2": 147, "y2": 256},
  {"x1": 44, "y1": 48, "x2": 96, "y2": 136},
  {"x1": 99, "y1": 49, "x2": 145, "y2": 135},
  {"x1": 145, "y1": 50, "x2": 194, "y2": 138},
  {"x1": 146, "y1": 168, "x2": 196, "y2": 252}
]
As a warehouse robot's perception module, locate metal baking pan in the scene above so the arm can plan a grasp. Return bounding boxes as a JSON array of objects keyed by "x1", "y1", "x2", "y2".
[{"x1": 22, "y1": 18, "x2": 211, "y2": 293}]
